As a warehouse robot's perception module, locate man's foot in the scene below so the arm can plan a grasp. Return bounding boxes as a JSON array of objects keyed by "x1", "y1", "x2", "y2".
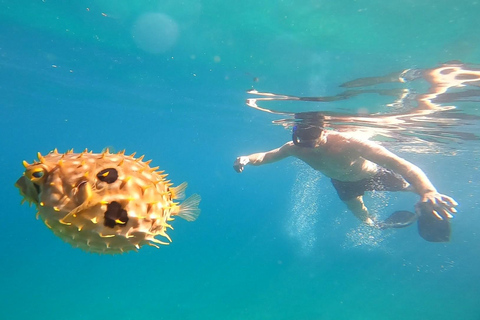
[{"x1": 375, "y1": 211, "x2": 417, "y2": 230}]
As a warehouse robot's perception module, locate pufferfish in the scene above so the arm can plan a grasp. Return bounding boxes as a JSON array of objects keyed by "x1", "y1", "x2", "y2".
[{"x1": 15, "y1": 149, "x2": 201, "y2": 254}]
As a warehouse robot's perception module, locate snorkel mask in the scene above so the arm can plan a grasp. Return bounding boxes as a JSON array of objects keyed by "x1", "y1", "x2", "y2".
[
  {"x1": 292, "y1": 125, "x2": 321, "y2": 148},
  {"x1": 291, "y1": 112, "x2": 325, "y2": 148}
]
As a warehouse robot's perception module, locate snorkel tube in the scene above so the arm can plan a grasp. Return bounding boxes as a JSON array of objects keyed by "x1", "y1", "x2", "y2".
[{"x1": 292, "y1": 125, "x2": 301, "y2": 146}]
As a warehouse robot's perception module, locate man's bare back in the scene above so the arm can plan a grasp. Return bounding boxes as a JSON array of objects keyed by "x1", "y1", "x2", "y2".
[{"x1": 286, "y1": 131, "x2": 380, "y2": 181}]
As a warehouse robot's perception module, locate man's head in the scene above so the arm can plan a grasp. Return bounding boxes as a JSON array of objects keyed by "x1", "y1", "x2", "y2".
[{"x1": 292, "y1": 112, "x2": 325, "y2": 148}]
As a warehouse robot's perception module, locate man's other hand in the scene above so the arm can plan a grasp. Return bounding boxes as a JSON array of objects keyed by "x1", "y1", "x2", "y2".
[
  {"x1": 233, "y1": 156, "x2": 250, "y2": 173},
  {"x1": 418, "y1": 191, "x2": 458, "y2": 220}
]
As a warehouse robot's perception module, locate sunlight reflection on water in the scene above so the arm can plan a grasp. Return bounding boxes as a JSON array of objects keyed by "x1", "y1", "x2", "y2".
[{"x1": 246, "y1": 61, "x2": 480, "y2": 155}]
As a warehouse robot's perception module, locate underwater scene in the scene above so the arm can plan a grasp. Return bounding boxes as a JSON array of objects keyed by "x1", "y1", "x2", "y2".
[{"x1": 1, "y1": 1, "x2": 480, "y2": 319}]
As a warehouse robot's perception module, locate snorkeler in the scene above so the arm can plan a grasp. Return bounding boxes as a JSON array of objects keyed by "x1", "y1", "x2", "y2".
[{"x1": 233, "y1": 113, "x2": 458, "y2": 242}]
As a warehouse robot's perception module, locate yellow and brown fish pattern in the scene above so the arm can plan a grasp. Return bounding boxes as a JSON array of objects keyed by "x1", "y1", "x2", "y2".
[{"x1": 15, "y1": 149, "x2": 201, "y2": 254}]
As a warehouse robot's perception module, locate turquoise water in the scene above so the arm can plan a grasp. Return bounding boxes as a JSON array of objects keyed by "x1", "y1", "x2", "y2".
[{"x1": 1, "y1": 1, "x2": 480, "y2": 319}]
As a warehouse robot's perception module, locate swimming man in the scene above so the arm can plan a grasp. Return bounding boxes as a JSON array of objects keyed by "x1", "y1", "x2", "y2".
[{"x1": 233, "y1": 114, "x2": 458, "y2": 238}]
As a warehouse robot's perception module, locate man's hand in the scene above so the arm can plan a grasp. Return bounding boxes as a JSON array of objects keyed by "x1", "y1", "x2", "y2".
[
  {"x1": 418, "y1": 191, "x2": 458, "y2": 220},
  {"x1": 233, "y1": 156, "x2": 250, "y2": 173}
]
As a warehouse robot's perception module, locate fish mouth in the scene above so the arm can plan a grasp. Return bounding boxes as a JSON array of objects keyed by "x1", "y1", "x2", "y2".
[
  {"x1": 14, "y1": 176, "x2": 28, "y2": 194},
  {"x1": 15, "y1": 176, "x2": 40, "y2": 204}
]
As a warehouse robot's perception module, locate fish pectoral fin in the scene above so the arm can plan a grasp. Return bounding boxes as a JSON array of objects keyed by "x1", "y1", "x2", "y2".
[
  {"x1": 60, "y1": 183, "x2": 97, "y2": 223},
  {"x1": 177, "y1": 193, "x2": 201, "y2": 221},
  {"x1": 170, "y1": 182, "x2": 187, "y2": 200}
]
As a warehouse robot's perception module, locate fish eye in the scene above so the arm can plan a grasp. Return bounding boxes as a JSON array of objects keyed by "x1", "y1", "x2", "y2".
[
  {"x1": 27, "y1": 167, "x2": 47, "y2": 184},
  {"x1": 32, "y1": 171, "x2": 44, "y2": 178}
]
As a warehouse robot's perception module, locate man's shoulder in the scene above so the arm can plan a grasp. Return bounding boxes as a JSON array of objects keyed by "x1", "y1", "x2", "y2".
[
  {"x1": 324, "y1": 131, "x2": 381, "y2": 155},
  {"x1": 325, "y1": 131, "x2": 353, "y2": 144},
  {"x1": 325, "y1": 130, "x2": 356, "y2": 138},
  {"x1": 281, "y1": 141, "x2": 310, "y2": 156},
  {"x1": 281, "y1": 141, "x2": 295, "y2": 148},
  {"x1": 279, "y1": 141, "x2": 296, "y2": 153},
  {"x1": 326, "y1": 131, "x2": 372, "y2": 144}
]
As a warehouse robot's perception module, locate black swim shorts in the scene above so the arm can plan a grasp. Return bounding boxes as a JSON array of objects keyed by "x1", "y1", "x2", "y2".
[{"x1": 331, "y1": 168, "x2": 409, "y2": 201}]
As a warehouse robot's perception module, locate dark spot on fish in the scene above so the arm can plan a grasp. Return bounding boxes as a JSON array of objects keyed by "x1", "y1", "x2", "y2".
[
  {"x1": 104, "y1": 201, "x2": 129, "y2": 228},
  {"x1": 97, "y1": 168, "x2": 118, "y2": 184},
  {"x1": 33, "y1": 183, "x2": 40, "y2": 194}
]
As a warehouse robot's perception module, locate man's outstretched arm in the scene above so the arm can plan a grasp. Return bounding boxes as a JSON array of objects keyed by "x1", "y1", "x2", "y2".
[
  {"x1": 351, "y1": 138, "x2": 458, "y2": 219},
  {"x1": 234, "y1": 143, "x2": 293, "y2": 173}
]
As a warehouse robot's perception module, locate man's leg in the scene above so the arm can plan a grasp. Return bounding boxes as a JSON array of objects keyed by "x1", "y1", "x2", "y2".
[{"x1": 343, "y1": 195, "x2": 376, "y2": 226}]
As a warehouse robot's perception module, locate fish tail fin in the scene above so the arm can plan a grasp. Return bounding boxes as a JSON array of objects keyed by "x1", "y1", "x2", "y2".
[
  {"x1": 171, "y1": 182, "x2": 187, "y2": 200},
  {"x1": 177, "y1": 194, "x2": 201, "y2": 221}
]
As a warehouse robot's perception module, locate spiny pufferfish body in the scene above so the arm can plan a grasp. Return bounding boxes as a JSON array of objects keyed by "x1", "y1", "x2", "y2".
[{"x1": 15, "y1": 149, "x2": 201, "y2": 254}]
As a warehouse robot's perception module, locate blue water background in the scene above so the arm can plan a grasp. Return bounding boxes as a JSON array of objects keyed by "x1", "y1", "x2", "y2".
[{"x1": 1, "y1": 1, "x2": 480, "y2": 319}]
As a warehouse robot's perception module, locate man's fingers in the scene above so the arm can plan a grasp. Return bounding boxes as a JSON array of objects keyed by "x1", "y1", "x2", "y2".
[
  {"x1": 234, "y1": 166, "x2": 243, "y2": 173},
  {"x1": 422, "y1": 193, "x2": 458, "y2": 220},
  {"x1": 436, "y1": 201, "x2": 457, "y2": 215},
  {"x1": 433, "y1": 203, "x2": 457, "y2": 218},
  {"x1": 436, "y1": 199, "x2": 449, "y2": 207},
  {"x1": 434, "y1": 206, "x2": 456, "y2": 219},
  {"x1": 442, "y1": 196, "x2": 458, "y2": 207},
  {"x1": 432, "y1": 210, "x2": 444, "y2": 220},
  {"x1": 434, "y1": 196, "x2": 455, "y2": 207}
]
